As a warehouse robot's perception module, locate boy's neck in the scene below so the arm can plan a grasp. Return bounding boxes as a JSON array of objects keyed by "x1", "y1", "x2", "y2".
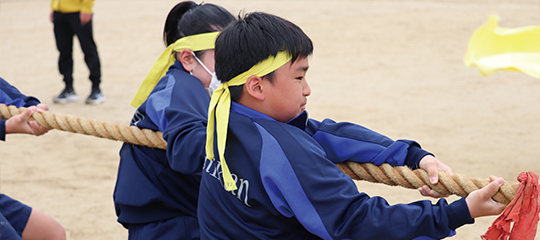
[{"x1": 237, "y1": 94, "x2": 265, "y2": 117}]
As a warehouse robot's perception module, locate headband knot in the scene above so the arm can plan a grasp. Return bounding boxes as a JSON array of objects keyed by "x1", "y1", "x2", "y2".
[{"x1": 205, "y1": 51, "x2": 292, "y2": 191}]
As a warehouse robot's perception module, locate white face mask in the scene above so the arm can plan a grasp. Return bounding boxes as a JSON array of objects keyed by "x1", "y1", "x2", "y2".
[
  {"x1": 192, "y1": 51, "x2": 221, "y2": 96},
  {"x1": 207, "y1": 73, "x2": 221, "y2": 96}
]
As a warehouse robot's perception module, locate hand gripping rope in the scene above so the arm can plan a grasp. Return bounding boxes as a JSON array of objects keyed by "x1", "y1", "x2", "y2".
[{"x1": 0, "y1": 103, "x2": 538, "y2": 239}]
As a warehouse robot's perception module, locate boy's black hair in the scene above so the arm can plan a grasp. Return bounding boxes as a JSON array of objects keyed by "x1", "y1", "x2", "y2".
[
  {"x1": 163, "y1": 1, "x2": 236, "y2": 46},
  {"x1": 214, "y1": 12, "x2": 313, "y2": 101}
]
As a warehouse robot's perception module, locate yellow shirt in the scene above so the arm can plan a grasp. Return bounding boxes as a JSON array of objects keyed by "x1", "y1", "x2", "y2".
[{"x1": 51, "y1": 0, "x2": 94, "y2": 14}]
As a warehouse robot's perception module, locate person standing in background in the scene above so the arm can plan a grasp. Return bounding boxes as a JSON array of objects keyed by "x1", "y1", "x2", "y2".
[{"x1": 50, "y1": 0, "x2": 105, "y2": 105}]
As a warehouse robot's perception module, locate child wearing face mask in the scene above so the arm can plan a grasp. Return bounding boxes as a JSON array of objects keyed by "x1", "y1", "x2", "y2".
[
  {"x1": 191, "y1": 50, "x2": 221, "y2": 96},
  {"x1": 112, "y1": 2, "x2": 236, "y2": 239}
]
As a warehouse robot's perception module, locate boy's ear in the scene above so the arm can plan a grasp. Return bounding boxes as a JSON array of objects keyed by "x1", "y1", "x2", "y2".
[
  {"x1": 244, "y1": 75, "x2": 265, "y2": 101},
  {"x1": 178, "y1": 49, "x2": 195, "y2": 72}
]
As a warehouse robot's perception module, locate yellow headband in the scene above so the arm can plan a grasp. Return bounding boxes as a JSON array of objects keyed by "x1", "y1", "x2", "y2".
[
  {"x1": 206, "y1": 51, "x2": 292, "y2": 191},
  {"x1": 130, "y1": 31, "x2": 221, "y2": 107}
]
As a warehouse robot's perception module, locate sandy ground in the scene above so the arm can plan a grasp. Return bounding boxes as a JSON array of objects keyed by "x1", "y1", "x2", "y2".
[{"x1": 1, "y1": 0, "x2": 539, "y2": 239}]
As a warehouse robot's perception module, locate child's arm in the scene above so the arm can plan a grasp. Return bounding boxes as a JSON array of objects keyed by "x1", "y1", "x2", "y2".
[
  {"x1": 0, "y1": 76, "x2": 50, "y2": 141},
  {"x1": 304, "y1": 117, "x2": 459, "y2": 198},
  {"x1": 305, "y1": 118, "x2": 431, "y2": 167},
  {"x1": 143, "y1": 72, "x2": 210, "y2": 174},
  {"x1": 260, "y1": 127, "x2": 490, "y2": 239}
]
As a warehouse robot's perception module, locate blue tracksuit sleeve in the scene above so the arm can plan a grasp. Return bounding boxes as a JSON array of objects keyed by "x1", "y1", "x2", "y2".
[
  {"x1": 0, "y1": 77, "x2": 41, "y2": 108},
  {"x1": 143, "y1": 67, "x2": 209, "y2": 174},
  {"x1": 260, "y1": 124, "x2": 472, "y2": 239},
  {"x1": 163, "y1": 78, "x2": 208, "y2": 174},
  {"x1": 0, "y1": 119, "x2": 6, "y2": 141},
  {"x1": 305, "y1": 118, "x2": 432, "y2": 169}
]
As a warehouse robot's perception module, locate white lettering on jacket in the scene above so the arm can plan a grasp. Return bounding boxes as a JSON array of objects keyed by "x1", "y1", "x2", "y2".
[
  {"x1": 132, "y1": 110, "x2": 145, "y2": 126},
  {"x1": 204, "y1": 158, "x2": 251, "y2": 207}
]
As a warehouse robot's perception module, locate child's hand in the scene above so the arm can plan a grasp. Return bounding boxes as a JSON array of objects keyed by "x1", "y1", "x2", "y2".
[
  {"x1": 465, "y1": 176, "x2": 507, "y2": 218},
  {"x1": 5, "y1": 106, "x2": 49, "y2": 136},
  {"x1": 29, "y1": 104, "x2": 50, "y2": 136},
  {"x1": 418, "y1": 155, "x2": 454, "y2": 198}
]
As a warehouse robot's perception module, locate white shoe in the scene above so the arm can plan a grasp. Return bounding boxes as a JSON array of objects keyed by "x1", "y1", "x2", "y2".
[
  {"x1": 53, "y1": 89, "x2": 78, "y2": 104},
  {"x1": 85, "y1": 92, "x2": 105, "y2": 105}
]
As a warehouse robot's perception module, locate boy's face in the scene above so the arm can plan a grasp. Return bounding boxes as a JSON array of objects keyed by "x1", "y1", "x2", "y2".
[{"x1": 261, "y1": 57, "x2": 311, "y2": 122}]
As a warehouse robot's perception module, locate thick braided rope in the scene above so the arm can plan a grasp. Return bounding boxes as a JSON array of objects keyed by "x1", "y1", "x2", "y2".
[
  {"x1": 0, "y1": 104, "x2": 518, "y2": 203},
  {"x1": 0, "y1": 104, "x2": 167, "y2": 149},
  {"x1": 335, "y1": 162, "x2": 518, "y2": 204}
]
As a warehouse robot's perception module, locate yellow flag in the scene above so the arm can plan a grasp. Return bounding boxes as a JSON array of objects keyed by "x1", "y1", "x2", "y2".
[{"x1": 464, "y1": 15, "x2": 540, "y2": 79}]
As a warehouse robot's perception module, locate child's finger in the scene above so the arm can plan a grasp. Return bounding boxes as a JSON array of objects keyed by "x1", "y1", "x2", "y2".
[
  {"x1": 29, "y1": 121, "x2": 49, "y2": 136},
  {"x1": 21, "y1": 106, "x2": 36, "y2": 120},
  {"x1": 426, "y1": 164, "x2": 439, "y2": 185},
  {"x1": 418, "y1": 185, "x2": 449, "y2": 198},
  {"x1": 483, "y1": 177, "x2": 504, "y2": 199}
]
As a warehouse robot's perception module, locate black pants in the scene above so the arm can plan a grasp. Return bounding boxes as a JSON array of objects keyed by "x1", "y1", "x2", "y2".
[{"x1": 53, "y1": 11, "x2": 101, "y2": 90}]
